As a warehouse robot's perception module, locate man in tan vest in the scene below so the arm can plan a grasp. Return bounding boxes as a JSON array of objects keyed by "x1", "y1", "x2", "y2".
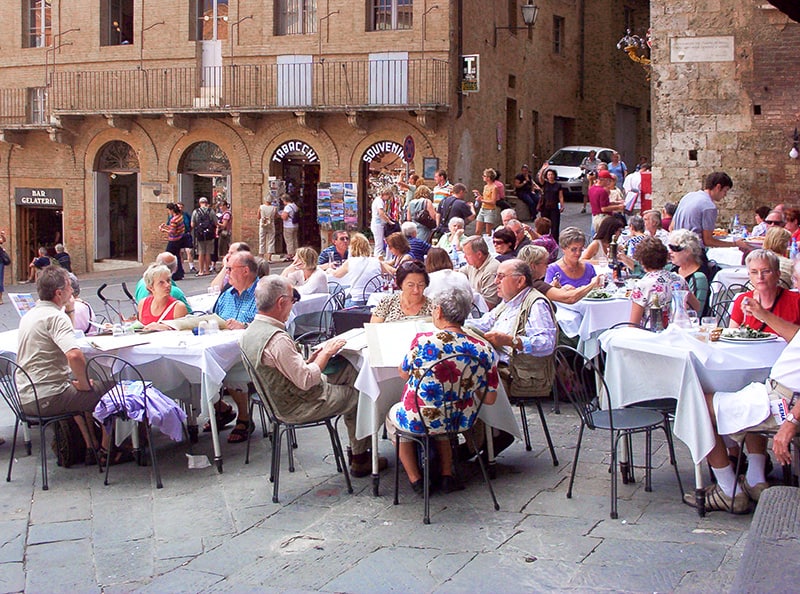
[{"x1": 240, "y1": 275, "x2": 387, "y2": 477}]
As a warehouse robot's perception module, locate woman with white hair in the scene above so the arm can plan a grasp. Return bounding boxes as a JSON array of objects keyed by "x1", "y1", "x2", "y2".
[
  {"x1": 388, "y1": 284, "x2": 498, "y2": 494},
  {"x1": 730, "y1": 249, "x2": 800, "y2": 333},
  {"x1": 67, "y1": 273, "x2": 97, "y2": 335},
  {"x1": 666, "y1": 229, "x2": 710, "y2": 316},
  {"x1": 137, "y1": 264, "x2": 188, "y2": 330},
  {"x1": 436, "y1": 217, "x2": 467, "y2": 267}
]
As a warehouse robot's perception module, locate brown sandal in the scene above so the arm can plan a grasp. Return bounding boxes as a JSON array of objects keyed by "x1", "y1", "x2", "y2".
[{"x1": 227, "y1": 420, "x2": 255, "y2": 444}]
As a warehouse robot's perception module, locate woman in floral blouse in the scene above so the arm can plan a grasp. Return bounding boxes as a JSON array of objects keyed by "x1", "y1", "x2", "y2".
[
  {"x1": 629, "y1": 236, "x2": 693, "y2": 327},
  {"x1": 388, "y1": 285, "x2": 498, "y2": 495}
]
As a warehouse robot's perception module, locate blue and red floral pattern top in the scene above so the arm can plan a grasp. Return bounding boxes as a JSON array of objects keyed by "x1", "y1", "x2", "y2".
[{"x1": 392, "y1": 330, "x2": 499, "y2": 434}]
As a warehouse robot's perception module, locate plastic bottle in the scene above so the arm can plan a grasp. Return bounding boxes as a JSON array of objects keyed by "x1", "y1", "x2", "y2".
[
  {"x1": 732, "y1": 213, "x2": 740, "y2": 233},
  {"x1": 791, "y1": 238, "x2": 798, "y2": 260},
  {"x1": 197, "y1": 320, "x2": 208, "y2": 336}
]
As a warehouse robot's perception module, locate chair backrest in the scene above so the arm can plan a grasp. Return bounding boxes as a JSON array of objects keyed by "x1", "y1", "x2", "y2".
[
  {"x1": 328, "y1": 280, "x2": 345, "y2": 297},
  {"x1": 710, "y1": 298, "x2": 735, "y2": 327},
  {"x1": 406, "y1": 353, "x2": 492, "y2": 437},
  {"x1": 608, "y1": 321, "x2": 652, "y2": 332},
  {"x1": 724, "y1": 283, "x2": 749, "y2": 301},
  {"x1": 362, "y1": 273, "x2": 394, "y2": 302},
  {"x1": 553, "y1": 345, "x2": 610, "y2": 431},
  {"x1": 85, "y1": 354, "x2": 148, "y2": 422},
  {"x1": 239, "y1": 347, "x2": 281, "y2": 423},
  {"x1": 0, "y1": 356, "x2": 32, "y2": 420}
]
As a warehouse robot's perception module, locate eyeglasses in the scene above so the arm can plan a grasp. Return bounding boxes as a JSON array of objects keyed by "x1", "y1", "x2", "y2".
[
  {"x1": 336, "y1": 237, "x2": 350, "y2": 242},
  {"x1": 495, "y1": 272, "x2": 522, "y2": 281},
  {"x1": 667, "y1": 244, "x2": 685, "y2": 252},
  {"x1": 284, "y1": 290, "x2": 301, "y2": 303},
  {"x1": 765, "y1": 220, "x2": 785, "y2": 226},
  {"x1": 492, "y1": 239, "x2": 510, "y2": 245},
  {"x1": 748, "y1": 269, "x2": 774, "y2": 279},
  {"x1": 225, "y1": 265, "x2": 247, "y2": 272}
]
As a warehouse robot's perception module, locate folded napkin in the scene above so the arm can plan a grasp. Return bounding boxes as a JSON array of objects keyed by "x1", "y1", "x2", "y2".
[{"x1": 713, "y1": 381, "x2": 770, "y2": 435}]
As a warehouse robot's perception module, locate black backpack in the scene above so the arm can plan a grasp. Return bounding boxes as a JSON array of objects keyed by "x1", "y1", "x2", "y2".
[
  {"x1": 51, "y1": 418, "x2": 87, "y2": 468},
  {"x1": 195, "y1": 207, "x2": 216, "y2": 241}
]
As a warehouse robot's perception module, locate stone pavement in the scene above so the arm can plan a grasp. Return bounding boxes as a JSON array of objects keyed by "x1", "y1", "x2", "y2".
[{"x1": 0, "y1": 204, "x2": 757, "y2": 593}]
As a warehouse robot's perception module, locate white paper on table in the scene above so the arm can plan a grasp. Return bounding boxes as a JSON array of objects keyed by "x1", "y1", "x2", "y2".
[
  {"x1": 88, "y1": 335, "x2": 151, "y2": 351},
  {"x1": 313, "y1": 327, "x2": 369, "y2": 353},
  {"x1": 364, "y1": 320, "x2": 434, "y2": 368}
]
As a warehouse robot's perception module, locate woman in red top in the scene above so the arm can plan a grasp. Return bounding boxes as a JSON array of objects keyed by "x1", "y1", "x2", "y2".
[
  {"x1": 159, "y1": 203, "x2": 186, "y2": 281},
  {"x1": 784, "y1": 208, "x2": 800, "y2": 244},
  {"x1": 137, "y1": 264, "x2": 188, "y2": 331},
  {"x1": 730, "y1": 249, "x2": 800, "y2": 334}
]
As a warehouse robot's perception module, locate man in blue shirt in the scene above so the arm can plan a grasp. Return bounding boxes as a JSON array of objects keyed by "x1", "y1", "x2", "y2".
[
  {"x1": 213, "y1": 250, "x2": 259, "y2": 443},
  {"x1": 318, "y1": 231, "x2": 350, "y2": 270},
  {"x1": 401, "y1": 222, "x2": 431, "y2": 261}
]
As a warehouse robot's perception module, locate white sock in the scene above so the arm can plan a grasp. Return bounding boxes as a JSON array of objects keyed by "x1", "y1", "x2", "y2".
[
  {"x1": 712, "y1": 464, "x2": 737, "y2": 497},
  {"x1": 745, "y1": 453, "x2": 767, "y2": 486}
]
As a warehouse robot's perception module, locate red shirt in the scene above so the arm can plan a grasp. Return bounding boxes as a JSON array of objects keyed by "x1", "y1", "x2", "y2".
[
  {"x1": 588, "y1": 185, "x2": 610, "y2": 216},
  {"x1": 730, "y1": 289, "x2": 800, "y2": 334}
]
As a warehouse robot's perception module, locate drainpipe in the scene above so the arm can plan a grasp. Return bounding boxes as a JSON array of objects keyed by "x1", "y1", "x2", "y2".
[
  {"x1": 578, "y1": 0, "x2": 585, "y2": 100},
  {"x1": 456, "y1": 0, "x2": 463, "y2": 118}
]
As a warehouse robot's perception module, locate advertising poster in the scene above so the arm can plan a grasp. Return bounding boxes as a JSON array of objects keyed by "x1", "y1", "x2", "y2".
[
  {"x1": 330, "y1": 183, "x2": 345, "y2": 228},
  {"x1": 343, "y1": 183, "x2": 358, "y2": 230}
]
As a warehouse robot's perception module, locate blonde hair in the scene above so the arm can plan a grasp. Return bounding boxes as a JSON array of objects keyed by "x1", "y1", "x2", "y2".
[
  {"x1": 143, "y1": 264, "x2": 172, "y2": 292},
  {"x1": 764, "y1": 226, "x2": 791, "y2": 256},
  {"x1": 295, "y1": 247, "x2": 318, "y2": 271},
  {"x1": 349, "y1": 233, "x2": 371, "y2": 257},
  {"x1": 414, "y1": 185, "x2": 432, "y2": 200}
]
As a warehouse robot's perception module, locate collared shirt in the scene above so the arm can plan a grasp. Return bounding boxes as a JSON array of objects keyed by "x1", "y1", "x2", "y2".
[
  {"x1": 318, "y1": 245, "x2": 348, "y2": 266},
  {"x1": 462, "y1": 256, "x2": 500, "y2": 308},
  {"x1": 256, "y1": 314, "x2": 322, "y2": 391},
  {"x1": 672, "y1": 190, "x2": 718, "y2": 246},
  {"x1": 432, "y1": 181, "x2": 453, "y2": 209},
  {"x1": 466, "y1": 287, "x2": 557, "y2": 364},
  {"x1": 214, "y1": 279, "x2": 258, "y2": 323}
]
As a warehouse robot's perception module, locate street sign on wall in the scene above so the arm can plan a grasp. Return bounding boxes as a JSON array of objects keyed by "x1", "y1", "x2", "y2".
[{"x1": 461, "y1": 55, "x2": 479, "y2": 93}]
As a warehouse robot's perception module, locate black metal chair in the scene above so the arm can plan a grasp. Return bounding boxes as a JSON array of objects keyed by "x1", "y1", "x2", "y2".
[
  {"x1": 710, "y1": 298, "x2": 735, "y2": 328},
  {"x1": 392, "y1": 353, "x2": 500, "y2": 524},
  {"x1": 327, "y1": 280, "x2": 345, "y2": 298},
  {"x1": 85, "y1": 354, "x2": 172, "y2": 488},
  {"x1": 0, "y1": 356, "x2": 101, "y2": 491},
  {"x1": 554, "y1": 345, "x2": 683, "y2": 519},
  {"x1": 295, "y1": 292, "x2": 346, "y2": 356},
  {"x1": 244, "y1": 388, "x2": 272, "y2": 465},
  {"x1": 362, "y1": 273, "x2": 395, "y2": 303},
  {"x1": 239, "y1": 347, "x2": 352, "y2": 503}
]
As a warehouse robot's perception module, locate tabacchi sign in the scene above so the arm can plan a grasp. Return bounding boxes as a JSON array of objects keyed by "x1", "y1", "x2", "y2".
[{"x1": 15, "y1": 188, "x2": 63, "y2": 208}]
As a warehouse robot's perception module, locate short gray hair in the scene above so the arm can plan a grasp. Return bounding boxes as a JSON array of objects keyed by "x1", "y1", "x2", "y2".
[
  {"x1": 449, "y1": 217, "x2": 465, "y2": 230},
  {"x1": 506, "y1": 259, "x2": 533, "y2": 287},
  {"x1": 463, "y1": 235, "x2": 489, "y2": 256},
  {"x1": 231, "y1": 251, "x2": 258, "y2": 274},
  {"x1": 507, "y1": 219, "x2": 523, "y2": 232},
  {"x1": 516, "y1": 244, "x2": 548, "y2": 267},
  {"x1": 629, "y1": 216, "x2": 645, "y2": 233},
  {"x1": 68, "y1": 272, "x2": 81, "y2": 297},
  {"x1": 156, "y1": 251, "x2": 178, "y2": 273},
  {"x1": 143, "y1": 264, "x2": 172, "y2": 291},
  {"x1": 429, "y1": 285, "x2": 473, "y2": 326},
  {"x1": 745, "y1": 248, "x2": 780, "y2": 273},
  {"x1": 558, "y1": 226, "x2": 587, "y2": 249},
  {"x1": 501, "y1": 208, "x2": 517, "y2": 220},
  {"x1": 667, "y1": 229, "x2": 704, "y2": 263},
  {"x1": 401, "y1": 221, "x2": 417, "y2": 237},
  {"x1": 255, "y1": 275, "x2": 292, "y2": 312}
]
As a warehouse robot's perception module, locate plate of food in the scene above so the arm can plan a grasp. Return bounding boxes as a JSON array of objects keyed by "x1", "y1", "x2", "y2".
[
  {"x1": 584, "y1": 289, "x2": 619, "y2": 301},
  {"x1": 718, "y1": 327, "x2": 777, "y2": 342}
]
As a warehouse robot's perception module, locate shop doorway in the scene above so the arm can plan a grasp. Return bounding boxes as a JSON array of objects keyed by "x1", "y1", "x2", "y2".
[
  {"x1": 178, "y1": 141, "x2": 231, "y2": 212},
  {"x1": 16, "y1": 207, "x2": 62, "y2": 280},
  {"x1": 269, "y1": 142, "x2": 320, "y2": 250},
  {"x1": 359, "y1": 141, "x2": 405, "y2": 229},
  {"x1": 94, "y1": 141, "x2": 140, "y2": 261}
]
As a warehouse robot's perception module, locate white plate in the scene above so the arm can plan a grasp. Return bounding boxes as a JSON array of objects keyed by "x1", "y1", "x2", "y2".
[{"x1": 719, "y1": 334, "x2": 777, "y2": 343}]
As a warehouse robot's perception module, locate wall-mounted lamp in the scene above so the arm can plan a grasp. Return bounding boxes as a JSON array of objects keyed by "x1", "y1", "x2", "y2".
[
  {"x1": 791, "y1": 128, "x2": 799, "y2": 159},
  {"x1": 493, "y1": 1, "x2": 539, "y2": 47}
]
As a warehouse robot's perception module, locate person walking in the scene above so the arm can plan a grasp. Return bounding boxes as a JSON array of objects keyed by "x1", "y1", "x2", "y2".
[
  {"x1": 280, "y1": 194, "x2": 299, "y2": 262},
  {"x1": 258, "y1": 197, "x2": 277, "y2": 262},
  {"x1": 191, "y1": 197, "x2": 216, "y2": 276},
  {"x1": 159, "y1": 203, "x2": 185, "y2": 281}
]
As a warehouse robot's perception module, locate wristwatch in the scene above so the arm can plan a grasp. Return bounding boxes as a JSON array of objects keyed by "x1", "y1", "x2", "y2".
[
  {"x1": 785, "y1": 412, "x2": 800, "y2": 427},
  {"x1": 512, "y1": 337, "x2": 523, "y2": 351}
]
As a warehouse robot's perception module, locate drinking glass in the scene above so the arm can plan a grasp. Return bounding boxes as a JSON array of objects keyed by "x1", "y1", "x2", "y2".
[
  {"x1": 701, "y1": 316, "x2": 717, "y2": 331},
  {"x1": 687, "y1": 311, "x2": 699, "y2": 327}
]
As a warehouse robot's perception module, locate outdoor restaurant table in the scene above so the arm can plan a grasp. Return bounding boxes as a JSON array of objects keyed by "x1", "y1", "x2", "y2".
[
  {"x1": 599, "y1": 325, "x2": 786, "y2": 499},
  {"x1": 338, "y1": 330, "x2": 521, "y2": 496},
  {"x1": 707, "y1": 244, "x2": 745, "y2": 268},
  {"x1": 187, "y1": 291, "x2": 218, "y2": 313},
  {"x1": 0, "y1": 327, "x2": 245, "y2": 473},
  {"x1": 555, "y1": 297, "x2": 633, "y2": 358}
]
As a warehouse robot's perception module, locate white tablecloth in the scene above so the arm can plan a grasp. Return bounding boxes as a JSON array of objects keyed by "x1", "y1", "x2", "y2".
[
  {"x1": 599, "y1": 326, "x2": 786, "y2": 465},
  {"x1": 187, "y1": 292, "x2": 218, "y2": 313},
  {"x1": 556, "y1": 298, "x2": 633, "y2": 358},
  {"x1": 707, "y1": 245, "x2": 744, "y2": 268}
]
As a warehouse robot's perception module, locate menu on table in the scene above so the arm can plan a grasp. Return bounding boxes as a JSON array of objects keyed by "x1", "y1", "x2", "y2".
[{"x1": 364, "y1": 319, "x2": 434, "y2": 367}]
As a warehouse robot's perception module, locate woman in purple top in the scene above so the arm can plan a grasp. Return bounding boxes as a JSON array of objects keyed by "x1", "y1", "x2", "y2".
[{"x1": 545, "y1": 226, "x2": 597, "y2": 288}]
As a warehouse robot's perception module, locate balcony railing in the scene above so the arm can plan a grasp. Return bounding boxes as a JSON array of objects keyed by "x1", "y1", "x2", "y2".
[
  {"x1": 0, "y1": 88, "x2": 29, "y2": 126},
  {"x1": 43, "y1": 58, "x2": 450, "y2": 117}
]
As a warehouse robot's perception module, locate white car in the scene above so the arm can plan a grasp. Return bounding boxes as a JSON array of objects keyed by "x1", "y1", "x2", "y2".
[{"x1": 539, "y1": 146, "x2": 616, "y2": 198}]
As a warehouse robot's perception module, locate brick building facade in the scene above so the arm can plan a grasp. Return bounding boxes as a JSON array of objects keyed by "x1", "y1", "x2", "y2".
[
  {"x1": 651, "y1": 2, "x2": 800, "y2": 226},
  {"x1": 0, "y1": 0, "x2": 649, "y2": 279}
]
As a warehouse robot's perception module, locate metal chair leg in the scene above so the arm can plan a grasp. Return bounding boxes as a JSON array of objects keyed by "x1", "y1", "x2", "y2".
[
  {"x1": 535, "y1": 400, "x2": 559, "y2": 466},
  {"x1": 7, "y1": 420, "x2": 20, "y2": 482},
  {"x1": 245, "y1": 400, "x2": 255, "y2": 465},
  {"x1": 422, "y1": 435, "x2": 430, "y2": 525},
  {"x1": 272, "y1": 426, "x2": 285, "y2": 503},
  {"x1": 466, "y1": 432, "x2": 500, "y2": 512},
  {"x1": 39, "y1": 425, "x2": 49, "y2": 491},
  {"x1": 393, "y1": 433, "x2": 401, "y2": 505},
  {"x1": 644, "y1": 428, "x2": 653, "y2": 493},
  {"x1": 518, "y1": 403, "x2": 532, "y2": 451},
  {"x1": 143, "y1": 420, "x2": 162, "y2": 489},
  {"x1": 327, "y1": 421, "x2": 352, "y2": 494},
  {"x1": 567, "y1": 423, "x2": 585, "y2": 499}
]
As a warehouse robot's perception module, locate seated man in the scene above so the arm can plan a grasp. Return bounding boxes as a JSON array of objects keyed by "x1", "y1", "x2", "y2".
[
  {"x1": 26, "y1": 247, "x2": 51, "y2": 283},
  {"x1": 211, "y1": 250, "x2": 259, "y2": 442},
  {"x1": 133, "y1": 252, "x2": 191, "y2": 311},
  {"x1": 506, "y1": 219, "x2": 532, "y2": 251},
  {"x1": 401, "y1": 222, "x2": 431, "y2": 262},
  {"x1": 460, "y1": 236, "x2": 500, "y2": 309},
  {"x1": 698, "y1": 293, "x2": 800, "y2": 513},
  {"x1": 466, "y1": 258, "x2": 558, "y2": 455},
  {"x1": 209, "y1": 241, "x2": 252, "y2": 292},
  {"x1": 241, "y1": 275, "x2": 386, "y2": 477},
  {"x1": 54, "y1": 243, "x2": 72, "y2": 272},
  {"x1": 318, "y1": 231, "x2": 350, "y2": 271},
  {"x1": 16, "y1": 266, "x2": 112, "y2": 461}
]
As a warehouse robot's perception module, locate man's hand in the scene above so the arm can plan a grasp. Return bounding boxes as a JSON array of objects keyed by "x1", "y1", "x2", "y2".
[
  {"x1": 322, "y1": 338, "x2": 346, "y2": 355},
  {"x1": 483, "y1": 331, "x2": 514, "y2": 349},
  {"x1": 772, "y1": 420, "x2": 797, "y2": 465},
  {"x1": 226, "y1": 319, "x2": 246, "y2": 330}
]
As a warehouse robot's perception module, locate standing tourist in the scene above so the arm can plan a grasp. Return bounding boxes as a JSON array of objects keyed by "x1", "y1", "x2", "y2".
[
  {"x1": 159, "y1": 203, "x2": 185, "y2": 281},
  {"x1": 474, "y1": 168, "x2": 499, "y2": 236},
  {"x1": 371, "y1": 189, "x2": 393, "y2": 258},
  {"x1": 216, "y1": 201, "x2": 232, "y2": 261},
  {"x1": 191, "y1": 197, "x2": 216, "y2": 276},
  {"x1": 258, "y1": 197, "x2": 277, "y2": 262},
  {"x1": 280, "y1": 194, "x2": 299, "y2": 262},
  {"x1": 539, "y1": 169, "x2": 565, "y2": 240}
]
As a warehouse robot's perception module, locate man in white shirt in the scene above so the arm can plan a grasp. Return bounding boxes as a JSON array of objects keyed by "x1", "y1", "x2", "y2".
[
  {"x1": 432, "y1": 169, "x2": 453, "y2": 210},
  {"x1": 623, "y1": 163, "x2": 647, "y2": 214}
]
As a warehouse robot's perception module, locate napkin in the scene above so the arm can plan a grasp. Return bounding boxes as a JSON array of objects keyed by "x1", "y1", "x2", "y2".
[{"x1": 713, "y1": 381, "x2": 770, "y2": 435}]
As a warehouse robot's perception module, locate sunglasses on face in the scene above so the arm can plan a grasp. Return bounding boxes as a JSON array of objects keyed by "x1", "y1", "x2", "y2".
[
  {"x1": 668, "y1": 244, "x2": 685, "y2": 252},
  {"x1": 766, "y1": 220, "x2": 785, "y2": 226}
]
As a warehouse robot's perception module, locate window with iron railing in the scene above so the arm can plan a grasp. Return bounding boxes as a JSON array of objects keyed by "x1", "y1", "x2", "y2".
[
  {"x1": 370, "y1": 0, "x2": 412, "y2": 31},
  {"x1": 25, "y1": 0, "x2": 52, "y2": 48},
  {"x1": 101, "y1": 0, "x2": 134, "y2": 46},
  {"x1": 28, "y1": 87, "x2": 46, "y2": 124},
  {"x1": 276, "y1": 0, "x2": 317, "y2": 35}
]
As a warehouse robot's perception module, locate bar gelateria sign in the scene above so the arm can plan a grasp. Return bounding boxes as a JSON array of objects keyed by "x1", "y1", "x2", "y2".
[{"x1": 15, "y1": 188, "x2": 63, "y2": 208}]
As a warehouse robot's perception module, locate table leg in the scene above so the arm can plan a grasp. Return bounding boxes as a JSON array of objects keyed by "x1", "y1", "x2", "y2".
[
  {"x1": 485, "y1": 423, "x2": 496, "y2": 480},
  {"x1": 372, "y1": 403, "x2": 380, "y2": 496},
  {"x1": 694, "y1": 463, "x2": 705, "y2": 517},
  {"x1": 203, "y1": 382, "x2": 223, "y2": 473}
]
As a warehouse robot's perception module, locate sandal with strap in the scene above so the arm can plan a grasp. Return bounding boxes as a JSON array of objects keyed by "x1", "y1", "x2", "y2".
[
  {"x1": 227, "y1": 420, "x2": 255, "y2": 444},
  {"x1": 203, "y1": 405, "x2": 237, "y2": 433},
  {"x1": 97, "y1": 446, "x2": 136, "y2": 467}
]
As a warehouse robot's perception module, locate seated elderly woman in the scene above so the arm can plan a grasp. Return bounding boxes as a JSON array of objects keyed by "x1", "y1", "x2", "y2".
[
  {"x1": 387, "y1": 285, "x2": 498, "y2": 494},
  {"x1": 492, "y1": 228, "x2": 517, "y2": 262},
  {"x1": 281, "y1": 247, "x2": 328, "y2": 295},
  {"x1": 66, "y1": 273, "x2": 97, "y2": 335},
  {"x1": 666, "y1": 229, "x2": 710, "y2": 316},
  {"x1": 730, "y1": 248, "x2": 800, "y2": 333},
  {"x1": 762, "y1": 226, "x2": 793, "y2": 288},
  {"x1": 328, "y1": 232, "x2": 383, "y2": 306},
  {"x1": 545, "y1": 226, "x2": 598, "y2": 288},
  {"x1": 424, "y1": 247, "x2": 473, "y2": 297},
  {"x1": 629, "y1": 237, "x2": 695, "y2": 327},
  {"x1": 436, "y1": 216, "x2": 466, "y2": 266},
  {"x1": 581, "y1": 216, "x2": 625, "y2": 262},
  {"x1": 517, "y1": 245, "x2": 601, "y2": 304},
  {"x1": 137, "y1": 263, "x2": 189, "y2": 330},
  {"x1": 371, "y1": 260, "x2": 433, "y2": 323},
  {"x1": 381, "y1": 232, "x2": 414, "y2": 276}
]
